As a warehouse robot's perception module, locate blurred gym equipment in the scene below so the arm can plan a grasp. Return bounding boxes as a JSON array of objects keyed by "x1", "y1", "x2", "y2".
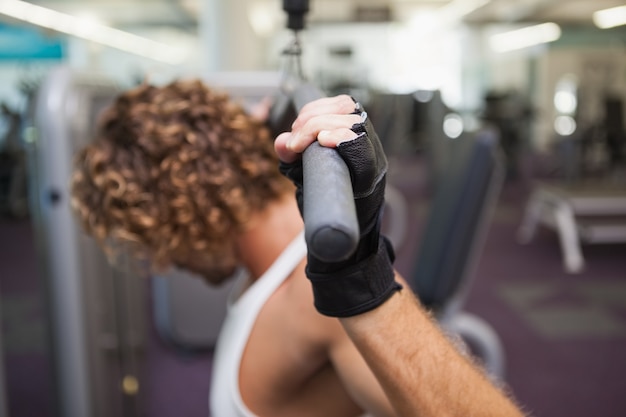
[
  {"x1": 0, "y1": 297, "x2": 8, "y2": 417},
  {"x1": 519, "y1": 85, "x2": 626, "y2": 273},
  {"x1": 518, "y1": 182, "x2": 626, "y2": 273},
  {"x1": 0, "y1": 102, "x2": 28, "y2": 218},
  {"x1": 27, "y1": 66, "x2": 147, "y2": 417},
  {"x1": 408, "y1": 128, "x2": 507, "y2": 379}
]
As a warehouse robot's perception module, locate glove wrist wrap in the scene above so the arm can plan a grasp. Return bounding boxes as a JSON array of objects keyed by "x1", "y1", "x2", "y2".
[{"x1": 306, "y1": 237, "x2": 401, "y2": 317}]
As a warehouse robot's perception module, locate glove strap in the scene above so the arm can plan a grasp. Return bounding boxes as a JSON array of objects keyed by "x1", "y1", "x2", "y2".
[{"x1": 306, "y1": 237, "x2": 402, "y2": 317}]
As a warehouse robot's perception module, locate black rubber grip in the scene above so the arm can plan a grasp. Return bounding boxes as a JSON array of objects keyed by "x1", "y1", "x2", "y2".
[{"x1": 292, "y1": 83, "x2": 359, "y2": 262}]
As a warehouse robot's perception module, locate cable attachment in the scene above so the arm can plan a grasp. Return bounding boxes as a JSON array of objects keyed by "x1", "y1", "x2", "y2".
[{"x1": 280, "y1": 31, "x2": 304, "y2": 86}]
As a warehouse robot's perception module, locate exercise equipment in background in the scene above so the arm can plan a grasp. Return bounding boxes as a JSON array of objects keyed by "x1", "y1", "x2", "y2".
[
  {"x1": 408, "y1": 128, "x2": 507, "y2": 379},
  {"x1": 269, "y1": 0, "x2": 360, "y2": 263},
  {"x1": 0, "y1": 297, "x2": 8, "y2": 417},
  {"x1": 27, "y1": 65, "x2": 147, "y2": 417}
]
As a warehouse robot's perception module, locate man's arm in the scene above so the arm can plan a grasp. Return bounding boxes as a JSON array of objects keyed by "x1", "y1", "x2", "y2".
[
  {"x1": 341, "y1": 275, "x2": 525, "y2": 417},
  {"x1": 275, "y1": 95, "x2": 526, "y2": 417}
]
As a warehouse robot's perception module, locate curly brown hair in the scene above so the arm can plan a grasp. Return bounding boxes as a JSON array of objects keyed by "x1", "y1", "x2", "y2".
[{"x1": 70, "y1": 79, "x2": 292, "y2": 284}]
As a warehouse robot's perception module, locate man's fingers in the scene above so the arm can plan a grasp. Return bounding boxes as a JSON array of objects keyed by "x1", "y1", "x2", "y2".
[
  {"x1": 317, "y1": 128, "x2": 359, "y2": 147},
  {"x1": 274, "y1": 94, "x2": 361, "y2": 163},
  {"x1": 274, "y1": 132, "x2": 297, "y2": 163},
  {"x1": 288, "y1": 114, "x2": 361, "y2": 153},
  {"x1": 292, "y1": 95, "x2": 357, "y2": 130},
  {"x1": 275, "y1": 126, "x2": 359, "y2": 163}
]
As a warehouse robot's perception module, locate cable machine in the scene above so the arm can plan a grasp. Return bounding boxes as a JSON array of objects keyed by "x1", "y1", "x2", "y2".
[{"x1": 27, "y1": 66, "x2": 147, "y2": 417}]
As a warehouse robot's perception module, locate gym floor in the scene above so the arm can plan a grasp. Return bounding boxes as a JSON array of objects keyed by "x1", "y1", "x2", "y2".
[{"x1": 1, "y1": 157, "x2": 625, "y2": 417}]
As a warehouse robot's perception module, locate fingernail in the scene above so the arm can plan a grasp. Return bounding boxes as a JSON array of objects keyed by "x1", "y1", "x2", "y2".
[
  {"x1": 318, "y1": 130, "x2": 330, "y2": 140},
  {"x1": 286, "y1": 132, "x2": 299, "y2": 150}
]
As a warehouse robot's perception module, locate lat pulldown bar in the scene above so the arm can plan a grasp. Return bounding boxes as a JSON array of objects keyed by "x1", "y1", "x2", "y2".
[
  {"x1": 281, "y1": 0, "x2": 359, "y2": 262},
  {"x1": 292, "y1": 83, "x2": 359, "y2": 263}
]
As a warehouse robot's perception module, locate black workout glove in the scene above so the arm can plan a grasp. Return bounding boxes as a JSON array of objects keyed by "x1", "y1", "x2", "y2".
[{"x1": 279, "y1": 105, "x2": 401, "y2": 317}]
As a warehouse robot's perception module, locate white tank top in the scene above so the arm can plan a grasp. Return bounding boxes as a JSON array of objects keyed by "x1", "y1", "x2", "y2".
[{"x1": 209, "y1": 231, "x2": 307, "y2": 417}]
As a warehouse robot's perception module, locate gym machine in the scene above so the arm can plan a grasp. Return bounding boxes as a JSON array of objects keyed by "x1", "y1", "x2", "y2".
[
  {"x1": 272, "y1": 0, "x2": 360, "y2": 263},
  {"x1": 27, "y1": 66, "x2": 147, "y2": 417}
]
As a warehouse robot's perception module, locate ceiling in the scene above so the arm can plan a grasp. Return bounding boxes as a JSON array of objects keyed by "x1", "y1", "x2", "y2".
[
  {"x1": 10, "y1": 0, "x2": 626, "y2": 32},
  {"x1": 462, "y1": 0, "x2": 626, "y2": 25}
]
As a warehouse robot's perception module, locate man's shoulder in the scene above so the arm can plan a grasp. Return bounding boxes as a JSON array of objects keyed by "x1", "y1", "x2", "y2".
[{"x1": 268, "y1": 264, "x2": 348, "y2": 346}]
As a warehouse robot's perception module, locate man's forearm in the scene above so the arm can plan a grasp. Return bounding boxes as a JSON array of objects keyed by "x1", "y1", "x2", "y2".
[{"x1": 340, "y1": 278, "x2": 525, "y2": 417}]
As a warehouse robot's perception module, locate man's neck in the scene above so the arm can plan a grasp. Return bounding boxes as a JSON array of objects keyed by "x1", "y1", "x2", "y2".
[{"x1": 236, "y1": 195, "x2": 304, "y2": 281}]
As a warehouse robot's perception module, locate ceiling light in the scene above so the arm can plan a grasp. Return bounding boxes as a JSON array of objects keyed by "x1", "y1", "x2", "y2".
[
  {"x1": 440, "y1": 0, "x2": 491, "y2": 22},
  {"x1": 407, "y1": 0, "x2": 491, "y2": 30},
  {"x1": 554, "y1": 115, "x2": 576, "y2": 136},
  {"x1": 0, "y1": 0, "x2": 186, "y2": 64},
  {"x1": 593, "y1": 5, "x2": 626, "y2": 29},
  {"x1": 443, "y1": 113, "x2": 464, "y2": 139},
  {"x1": 248, "y1": 2, "x2": 278, "y2": 37},
  {"x1": 489, "y1": 22, "x2": 561, "y2": 53}
]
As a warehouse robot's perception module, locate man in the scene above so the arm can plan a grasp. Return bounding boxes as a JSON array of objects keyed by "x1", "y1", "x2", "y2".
[{"x1": 71, "y1": 79, "x2": 524, "y2": 416}]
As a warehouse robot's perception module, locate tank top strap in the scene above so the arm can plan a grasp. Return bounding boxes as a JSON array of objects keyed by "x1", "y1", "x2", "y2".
[{"x1": 230, "y1": 230, "x2": 306, "y2": 313}]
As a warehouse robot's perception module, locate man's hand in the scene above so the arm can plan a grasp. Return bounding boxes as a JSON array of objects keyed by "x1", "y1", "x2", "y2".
[
  {"x1": 275, "y1": 95, "x2": 401, "y2": 318},
  {"x1": 275, "y1": 95, "x2": 361, "y2": 162}
]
